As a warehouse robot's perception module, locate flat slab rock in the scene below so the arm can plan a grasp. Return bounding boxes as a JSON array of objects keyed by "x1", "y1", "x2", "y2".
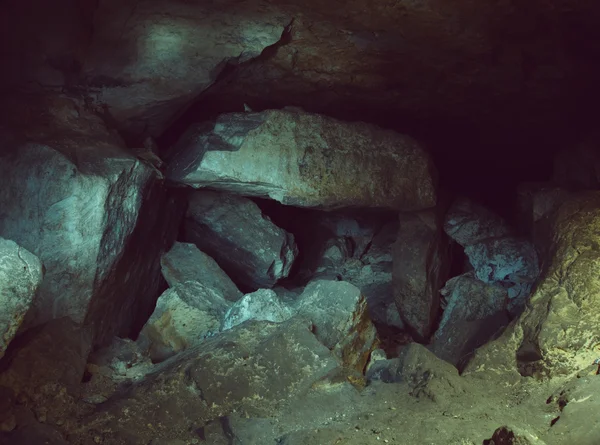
[
  {"x1": 167, "y1": 108, "x2": 437, "y2": 211},
  {"x1": 184, "y1": 190, "x2": 297, "y2": 290},
  {"x1": 0, "y1": 237, "x2": 43, "y2": 359}
]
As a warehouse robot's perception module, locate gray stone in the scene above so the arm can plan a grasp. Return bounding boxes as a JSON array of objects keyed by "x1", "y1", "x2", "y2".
[
  {"x1": 296, "y1": 280, "x2": 377, "y2": 371},
  {"x1": 221, "y1": 289, "x2": 294, "y2": 331},
  {"x1": 465, "y1": 237, "x2": 539, "y2": 313},
  {"x1": 431, "y1": 272, "x2": 509, "y2": 368},
  {"x1": 0, "y1": 238, "x2": 43, "y2": 358},
  {"x1": 0, "y1": 94, "x2": 181, "y2": 346},
  {"x1": 366, "y1": 343, "x2": 465, "y2": 403},
  {"x1": 81, "y1": 0, "x2": 289, "y2": 139},
  {"x1": 167, "y1": 109, "x2": 437, "y2": 211},
  {"x1": 393, "y1": 210, "x2": 450, "y2": 341},
  {"x1": 137, "y1": 281, "x2": 231, "y2": 363},
  {"x1": 444, "y1": 198, "x2": 512, "y2": 247},
  {"x1": 72, "y1": 319, "x2": 339, "y2": 445},
  {"x1": 184, "y1": 190, "x2": 297, "y2": 290},
  {"x1": 161, "y1": 242, "x2": 242, "y2": 302}
]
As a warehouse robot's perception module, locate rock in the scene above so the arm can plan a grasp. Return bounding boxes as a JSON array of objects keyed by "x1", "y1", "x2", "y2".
[
  {"x1": 431, "y1": 272, "x2": 510, "y2": 368},
  {"x1": 161, "y1": 242, "x2": 242, "y2": 302},
  {"x1": 444, "y1": 198, "x2": 512, "y2": 246},
  {"x1": 0, "y1": 318, "x2": 92, "y2": 429},
  {"x1": 72, "y1": 319, "x2": 339, "y2": 445},
  {"x1": 466, "y1": 192, "x2": 600, "y2": 379},
  {"x1": 545, "y1": 375, "x2": 600, "y2": 445},
  {"x1": 167, "y1": 109, "x2": 437, "y2": 211},
  {"x1": 295, "y1": 280, "x2": 377, "y2": 371},
  {"x1": 137, "y1": 281, "x2": 231, "y2": 363},
  {"x1": 465, "y1": 238, "x2": 539, "y2": 313},
  {"x1": 483, "y1": 426, "x2": 548, "y2": 445},
  {"x1": 184, "y1": 190, "x2": 297, "y2": 290},
  {"x1": 0, "y1": 421, "x2": 69, "y2": 445},
  {"x1": 0, "y1": 93, "x2": 182, "y2": 346},
  {"x1": 221, "y1": 289, "x2": 294, "y2": 331},
  {"x1": 393, "y1": 210, "x2": 450, "y2": 341},
  {"x1": 365, "y1": 343, "x2": 465, "y2": 403},
  {"x1": 0, "y1": 238, "x2": 43, "y2": 359},
  {"x1": 81, "y1": 0, "x2": 289, "y2": 141}
]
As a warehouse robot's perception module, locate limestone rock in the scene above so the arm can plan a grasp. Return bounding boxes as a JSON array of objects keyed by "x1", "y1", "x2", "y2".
[
  {"x1": 0, "y1": 238, "x2": 43, "y2": 359},
  {"x1": 137, "y1": 281, "x2": 231, "y2": 363},
  {"x1": 221, "y1": 289, "x2": 294, "y2": 331},
  {"x1": 393, "y1": 210, "x2": 450, "y2": 341},
  {"x1": 167, "y1": 109, "x2": 437, "y2": 211},
  {"x1": 161, "y1": 242, "x2": 242, "y2": 302},
  {"x1": 444, "y1": 198, "x2": 512, "y2": 247},
  {"x1": 0, "y1": 93, "x2": 182, "y2": 346},
  {"x1": 184, "y1": 190, "x2": 297, "y2": 290},
  {"x1": 466, "y1": 192, "x2": 600, "y2": 379},
  {"x1": 81, "y1": 0, "x2": 290, "y2": 140},
  {"x1": 431, "y1": 272, "x2": 510, "y2": 368},
  {"x1": 73, "y1": 319, "x2": 339, "y2": 445},
  {"x1": 296, "y1": 280, "x2": 377, "y2": 371}
]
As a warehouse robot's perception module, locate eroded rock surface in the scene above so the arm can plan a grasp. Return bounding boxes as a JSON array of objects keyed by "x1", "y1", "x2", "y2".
[
  {"x1": 184, "y1": 190, "x2": 297, "y2": 290},
  {"x1": 221, "y1": 289, "x2": 293, "y2": 331},
  {"x1": 168, "y1": 109, "x2": 437, "y2": 211},
  {"x1": 0, "y1": 238, "x2": 43, "y2": 359}
]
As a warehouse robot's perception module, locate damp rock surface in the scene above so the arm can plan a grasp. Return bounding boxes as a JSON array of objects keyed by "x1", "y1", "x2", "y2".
[{"x1": 168, "y1": 109, "x2": 437, "y2": 211}]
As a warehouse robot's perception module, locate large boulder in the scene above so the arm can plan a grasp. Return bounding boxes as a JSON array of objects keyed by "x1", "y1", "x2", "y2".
[
  {"x1": 72, "y1": 319, "x2": 340, "y2": 445},
  {"x1": 466, "y1": 192, "x2": 600, "y2": 379},
  {"x1": 160, "y1": 242, "x2": 242, "y2": 302},
  {"x1": 79, "y1": 0, "x2": 290, "y2": 141},
  {"x1": 393, "y1": 210, "x2": 450, "y2": 341},
  {"x1": 0, "y1": 238, "x2": 43, "y2": 359},
  {"x1": 0, "y1": 93, "x2": 181, "y2": 345},
  {"x1": 167, "y1": 109, "x2": 437, "y2": 211},
  {"x1": 295, "y1": 280, "x2": 377, "y2": 371},
  {"x1": 137, "y1": 281, "x2": 231, "y2": 363},
  {"x1": 431, "y1": 272, "x2": 509, "y2": 368},
  {"x1": 184, "y1": 190, "x2": 298, "y2": 290}
]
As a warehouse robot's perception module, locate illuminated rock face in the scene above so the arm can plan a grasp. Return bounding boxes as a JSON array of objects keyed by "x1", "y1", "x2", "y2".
[
  {"x1": 168, "y1": 109, "x2": 437, "y2": 211},
  {"x1": 0, "y1": 94, "x2": 179, "y2": 346},
  {"x1": 466, "y1": 192, "x2": 600, "y2": 379}
]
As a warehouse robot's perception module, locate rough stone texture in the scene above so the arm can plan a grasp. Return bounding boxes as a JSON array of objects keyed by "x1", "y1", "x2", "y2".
[
  {"x1": 0, "y1": 318, "x2": 93, "y2": 431},
  {"x1": 444, "y1": 198, "x2": 512, "y2": 247},
  {"x1": 466, "y1": 192, "x2": 600, "y2": 379},
  {"x1": 167, "y1": 109, "x2": 437, "y2": 211},
  {"x1": 465, "y1": 238, "x2": 539, "y2": 313},
  {"x1": 516, "y1": 184, "x2": 571, "y2": 235},
  {"x1": 73, "y1": 319, "x2": 339, "y2": 445},
  {"x1": 0, "y1": 238, "x2": 43, "y2": 359},
  {"x1": 160, "y1": 242, "x2": 242, "y2": 302},
  {"x1": 295, "y1": 280, "x2": 377, "y2": 371},
  {"x1": 483, "y1": 426, "x2": 548, "y2": 445},
  {"x1": 79, "y1": 0, "x2": 290, "y2": 142},
  {"x1": 366, "y1": 343, "x2": 466, "y2": 403},
  {"x1": 431, "y1": 272, "x2": 509, "y2": 368},
  {"x1": 137, "y1": 281, "x2": 231, "y2": 363},
  {"x1": 393, "y1": 210, "x2": 450, "y2": 341},
  {"x1": 0, "y1": 93, "x2": 182, "y2": 346},
  {"x1": 184, "y1": 190, "x2": 297, "y2": 290},
  {"x1": 221, "y1": 289, "x2": 294, "y2": 331}
]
